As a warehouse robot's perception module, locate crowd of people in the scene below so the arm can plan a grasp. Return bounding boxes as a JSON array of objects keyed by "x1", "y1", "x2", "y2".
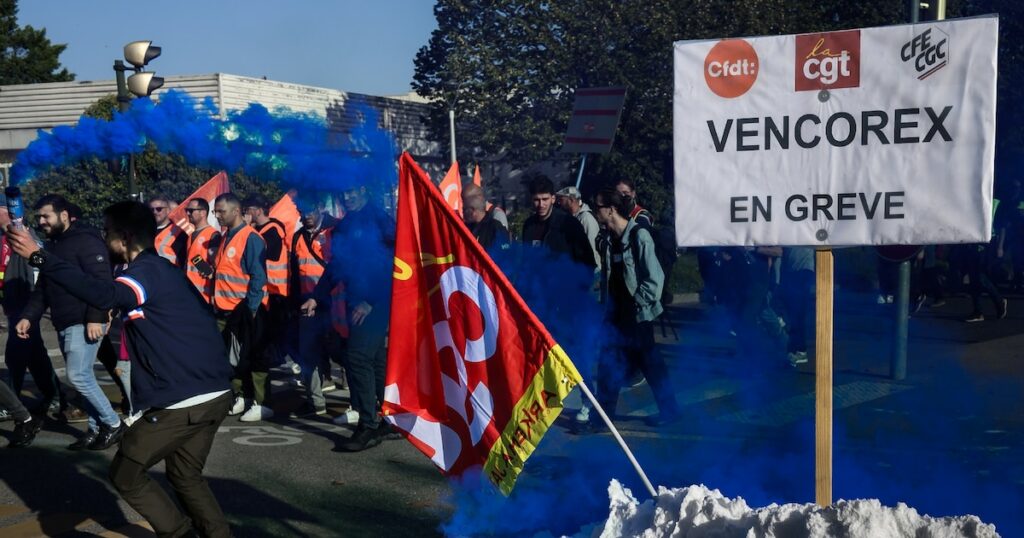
[{"x1": 1, "y1": 170, "x2": 1019, "y2": 535}]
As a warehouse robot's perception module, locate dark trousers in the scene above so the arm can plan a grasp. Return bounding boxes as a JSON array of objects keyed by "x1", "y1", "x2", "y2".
[
  {"x1": 4, "y1": 317, "x2": 63, "y2": 408},
  {"x1": 596, "y1": 320, "x2": 678, "y2": 417},
  {"x1": 0, "y1": 378, "x2": 30, "y2": 422},
  {"x1": 966, "y1": 246, "x2": 1003, "y2": 314},
  {"x1": 343, "y1": 310, "x2": 387, "y2": 428},
  {"x1": 110, "y1": 392, "x2": 232, "y2": 538},
  {"x1": 780, "y1": 270, "x2": 814, "y2": 354}
]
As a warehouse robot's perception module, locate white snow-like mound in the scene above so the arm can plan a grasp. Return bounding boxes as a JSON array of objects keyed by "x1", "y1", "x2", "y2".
[{"x1": 585, "y1": 480, "x2": 999, "y2": 538}]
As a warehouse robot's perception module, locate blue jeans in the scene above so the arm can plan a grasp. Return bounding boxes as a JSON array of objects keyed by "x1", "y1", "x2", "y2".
[{"x1": 59, "y1": 324, "x2": 119, "y2": 431}]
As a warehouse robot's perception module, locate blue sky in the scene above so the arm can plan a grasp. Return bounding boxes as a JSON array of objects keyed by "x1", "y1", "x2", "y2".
[{"x1": 17, "y1": 1, "x2": 438, "y2": 96}]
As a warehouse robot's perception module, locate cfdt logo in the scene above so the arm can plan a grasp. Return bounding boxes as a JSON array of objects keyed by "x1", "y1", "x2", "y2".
[
  {"x1": 794, "y1": 30, "x2": 861, "y2": 91},
  {"x1": 704, "y1": 39, "x2": 759, "y2": 98},
  {"x1": 902, "y1": 27, "x2": 948, "y2": 80}
]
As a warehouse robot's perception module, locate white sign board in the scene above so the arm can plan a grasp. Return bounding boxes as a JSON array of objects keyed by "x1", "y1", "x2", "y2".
[
  {"x1": 561, "y1": 87, "x2": 627, "y2": 154},
  {"x1": 673, "y1": 16, "x2": 998, "y2": 246}
]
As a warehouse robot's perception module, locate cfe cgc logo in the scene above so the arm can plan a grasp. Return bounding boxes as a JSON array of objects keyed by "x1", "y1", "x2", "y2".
[
  {"x1": 902, "y1": 27, "x2": 948, "y2": 80},
  {"x1": 795, "y1": 30, "x2": 861, "y2": 91},
  {"x1": 704, "y1": 39, "x2": 759, "y2": 98}
]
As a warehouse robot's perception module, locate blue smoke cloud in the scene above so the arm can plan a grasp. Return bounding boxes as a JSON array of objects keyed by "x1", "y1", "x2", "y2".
[
  {"x1": 438, "y1": 280, "x2": 1024, "y2": 537},
  {"x1": 12, "y1": 90, "x2": 397, "y2": 196}
]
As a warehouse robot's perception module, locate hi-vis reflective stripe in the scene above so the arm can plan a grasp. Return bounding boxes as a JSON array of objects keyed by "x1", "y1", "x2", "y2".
[
  {"x1": 215, "y1": 273, "x2": 250, "y2": 285},
  {"x1": 214, "y1": 290, "x2": 249, "y2": 299}
]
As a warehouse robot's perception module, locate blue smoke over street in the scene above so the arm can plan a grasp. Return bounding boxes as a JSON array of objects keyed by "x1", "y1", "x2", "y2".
[{"x1": 12, "y1": 90, "x2": 397, "y2": 196}]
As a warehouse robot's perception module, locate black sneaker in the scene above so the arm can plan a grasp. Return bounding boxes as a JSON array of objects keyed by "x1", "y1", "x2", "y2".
[
  {"x1": 964, "y1": 312, "x2": 985, "y2": 323},
  {"x1": 378, "y1": 423, "x2": 404, "y2": 441},
  {"x1": 68, "y1": 429, "x2": 99, "y2": 451},
  {"x1": 336, "y1": 424, "x2": 383, "y2": 452},
  {"x1": 9, "y1": 417, "x2": 44, "y2": 448},
  {"x1": 289, "y1": 404, "x2": 328, "y2": 419},
  {"x1": 643, "y1": 410, "x2": 681, "y2": 428},
  {"x1": 88, "y1": 421, "x2": 126, "y2": 451}
]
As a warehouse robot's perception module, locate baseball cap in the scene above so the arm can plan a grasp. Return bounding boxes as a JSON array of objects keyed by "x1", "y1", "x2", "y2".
[{"x1": 555, "y1": 186, "x2": 581, "y2": 199}]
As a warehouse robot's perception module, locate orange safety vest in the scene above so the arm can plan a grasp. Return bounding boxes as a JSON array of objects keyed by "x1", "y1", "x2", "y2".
[
  {"x1": 185, "y1": 226, "x2": 218, "y2": 303},
  {"x1": 292, "y1": 226, "x2": 332, "y2": 296},
  {"x1": 258, "y1": 219, "x2": 289, "y2": 297},
  {"x1": 154, "y1": 223, "x2": 186, "y2": 266},
  {"x1": 213, "y1": 224, "x2": 268, "y2": 311},
  {"x1": 292, "y1": 226, "x2": 348, "y2": 337}
]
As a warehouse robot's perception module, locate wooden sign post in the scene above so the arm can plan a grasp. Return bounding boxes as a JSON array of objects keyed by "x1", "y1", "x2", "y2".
[{"x1": 815, "y1": 249, "x2": 834, "y2": 506}]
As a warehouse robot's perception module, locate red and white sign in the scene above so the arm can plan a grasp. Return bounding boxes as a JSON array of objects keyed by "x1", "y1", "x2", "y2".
[
  {"x1": 673, "y1": 17, "x2": 998, "y2": 247},
  {"x1": 795, "y1": 30, "x2": 861, "y2": 91},
  {"x1": 561, "y1": 87, "x2": 627, "y2": 154}
]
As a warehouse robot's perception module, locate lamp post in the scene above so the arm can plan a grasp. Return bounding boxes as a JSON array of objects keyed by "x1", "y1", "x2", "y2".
[{"x1": 113, "y1": 40, "x2": 164, "y2": 200}]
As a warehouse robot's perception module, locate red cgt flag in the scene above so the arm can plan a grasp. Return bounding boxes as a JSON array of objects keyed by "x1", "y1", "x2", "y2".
[{"x1": 384, "y1": 153, "x2": 581, "y2": 495}]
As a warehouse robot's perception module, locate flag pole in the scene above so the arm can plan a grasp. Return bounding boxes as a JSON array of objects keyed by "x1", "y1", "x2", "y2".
[
  {"x1": 574, "y1": 154, "x2": 588, "y2": 189},
  {"x1": 577, "y1": 380, "x2": 658, "y2": 498}
]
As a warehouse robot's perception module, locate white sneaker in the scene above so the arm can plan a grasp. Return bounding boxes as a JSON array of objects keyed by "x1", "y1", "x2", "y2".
[
  {"x1": 290, "y1": 362, "x2": 302, "y2": 375},
  {"x1": 321, "y1": 379, "x2": 337, "y2": 392},
  {"x1": 239, "y1": 404, "x2": 274, "y2": 422},
  {"x1": 574, "y1": 406, "x2": 590, "y2": 423},
  {"x1": 228, "y1": 396, "x2": 246, "y2": 416},
  {"x1": 788, "y1": 351, "x2": 809, "y2": 366},
  {"x1": 331, "y1": 409, "x2": 360, "y2": 425}
]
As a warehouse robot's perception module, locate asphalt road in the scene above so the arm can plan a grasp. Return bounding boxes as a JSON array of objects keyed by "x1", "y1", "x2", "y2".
[{"x1": 1, "y1": 290, "x2": 1023, "y2": 537}]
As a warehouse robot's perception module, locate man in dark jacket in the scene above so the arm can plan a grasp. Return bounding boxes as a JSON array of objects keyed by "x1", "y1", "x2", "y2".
[
  {"x1": 520, "y1": 176, "x2": 596, "y2": 269},
  {"x1": 7, "y1": 201, "x2": 234, "y2": 538},
  {"x1": 302, "y1": 184, "x2": 395, "y2": 451},
  {"x1": 0, "y1": 196, "x2": 63, "y2": 416},
  {"x1": 462, "y1": 190, "x2": 509, "y2": 252},
  {"x1": 16, "y1": 194, "x2": 121, "y2": 450}
]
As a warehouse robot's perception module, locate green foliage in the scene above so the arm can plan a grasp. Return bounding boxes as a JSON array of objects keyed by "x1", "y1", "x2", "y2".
[
  {"x1": 0, "y1": 0, "x2": 73, "y2": 84},
  {"x1": 416, "y1": 0, "x2": 1020, "y2": 219},
  {"x1": 21, "y1": 94, "x2": 282, "y2": 226}
]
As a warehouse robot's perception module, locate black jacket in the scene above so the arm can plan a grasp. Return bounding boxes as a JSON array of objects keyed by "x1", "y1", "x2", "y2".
[
  {"x1": 22, "y1": 222, "x2": 112, "y2": 331},
  {"x1": 468, "y1": 211, "x2": 510, "y2": 252},
  {"x1": 35, "y1": 249, "x2": 231, "y2": 410},
  {"x1": 520, "y1": 208, "x2": 597, "y2": 269}
]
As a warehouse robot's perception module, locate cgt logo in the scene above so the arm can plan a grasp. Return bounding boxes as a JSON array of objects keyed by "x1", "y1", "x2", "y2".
[
  {"x1": 704, "y1": 39, "x2": 759, "y2": 98},
  {"x1": 795, "y1": 30, "x2": 861, "y2": 91},
  {"x1": 902, "y1": 27, "x2": 948, "y2": 80}
]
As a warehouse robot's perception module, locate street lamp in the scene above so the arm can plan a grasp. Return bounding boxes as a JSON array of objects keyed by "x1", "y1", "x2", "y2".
[{"x1": 113, "y1": 40, "x2": 164, "y2": 199}]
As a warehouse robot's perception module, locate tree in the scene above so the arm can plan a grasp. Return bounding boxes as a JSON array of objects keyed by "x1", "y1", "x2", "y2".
[
  {"x1": 22, "y1": 95, "x2": 282, "y2": 226},
  {"x1": 418, "y1": 1, "x2": 1016, "y2": 219},
  {"x1": 0, "y1": 0, "x2": 73, "y2": 84}
]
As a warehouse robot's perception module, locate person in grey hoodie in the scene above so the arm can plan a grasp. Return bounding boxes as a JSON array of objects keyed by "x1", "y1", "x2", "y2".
[{"x1": 592, "y1": 187, "x2": 679, "y2": 428}]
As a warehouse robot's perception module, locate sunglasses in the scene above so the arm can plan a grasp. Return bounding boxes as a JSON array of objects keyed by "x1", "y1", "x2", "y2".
[
  {"x1": 184, "y1": 208, "x2": 204, "y2": 214},
  {"x1": 150, "y1": 206, "x2": 168, "y2": 213}
]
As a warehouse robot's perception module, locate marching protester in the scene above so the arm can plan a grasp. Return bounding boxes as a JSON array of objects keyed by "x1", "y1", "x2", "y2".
[
  {"x1": 150, "y1": 194, "x2": 188, "y2": 268},
  {"x1": 556, "y1": 185, "x2": 601, "y2": 268},
  {"x1": 591, "y1": 187, "x2": 679, "y2": 427},
  {"x1": 290, "y1": 197, "x2": 344, "y2": 418},
  {"x1": 521, "y1": 175, "x2": 596, "y2": 269},
  {"x1": 302, "y1": 182, "x2": 395, "y2": 451},
  {"x1": 614, "y1": 178, "x2": 654, "y2": 229},
  {"x1": 462, "y1": 187, "x2": 509, "y2": 252},
  {"x1": 212, "y1": 193, "x2": 272, "y2": 422},
  {"x1": 6, "y1": 200, "x2": 234, "y2": 537},
  {"x1": 184, "y1": 198, "x2": 220, "y2": 303},
  {"x1": 17, "y1": 194, "x2": 122, "y2": 450},
  {"x1": 243, "y1": 194, "x2": 291, "y2": 371},
  {"x1": 779, "y1": 247, "x2": 815, "y2": 366},
  {"x1": 0, "y1": 194, "x2": 65, "y2": 419}
]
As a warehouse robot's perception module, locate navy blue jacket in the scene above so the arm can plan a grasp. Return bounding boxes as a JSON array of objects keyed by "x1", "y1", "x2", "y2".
[{"x1": 36, "y1": 248, "x2": 231, "y2": 410}]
